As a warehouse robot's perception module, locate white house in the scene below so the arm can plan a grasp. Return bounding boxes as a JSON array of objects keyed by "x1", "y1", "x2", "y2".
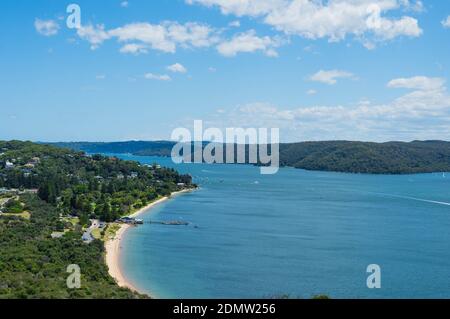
[{"x1": 130, "y1": 172, "x2": 138, "y2": 179}]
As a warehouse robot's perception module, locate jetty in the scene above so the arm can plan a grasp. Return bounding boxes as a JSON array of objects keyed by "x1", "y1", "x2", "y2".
[
  {"x1": 117, "y1": 217, "x2": 144, "y2": 225},
  {"x1": 149, "y1": 220, "x2": 189, "y2": 226}
]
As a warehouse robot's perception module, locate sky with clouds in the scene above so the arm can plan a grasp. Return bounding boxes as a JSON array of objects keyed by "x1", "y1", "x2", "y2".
[{"x1": 1, "y1": 0, "x2": 450, "y2": 142}]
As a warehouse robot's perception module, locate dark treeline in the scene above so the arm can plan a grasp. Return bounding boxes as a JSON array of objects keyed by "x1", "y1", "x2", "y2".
[
  {"x1": 51, "y1": 140, "x2": 450, "y2": 174},
  {"x1": 279, "y1": 140, "x2": 450, "y2": 174}
]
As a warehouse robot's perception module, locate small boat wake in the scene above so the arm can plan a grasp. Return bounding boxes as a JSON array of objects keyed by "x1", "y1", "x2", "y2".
[{"x1": 372, "y1": 192, "x2": 450, "y2": 207}]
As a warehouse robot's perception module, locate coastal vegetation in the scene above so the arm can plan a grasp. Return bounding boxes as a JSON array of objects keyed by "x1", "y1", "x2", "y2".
[
  {"x1": 0, "y1": 140, "x2": 195, "y2": 298},
  {"x1": 278, "y1": 140, "x2": 450, "y2": 174},
  {"x1": 52, "y1": 140, "x2": 450, "y2": 174},
  {"x1": 2, "y1": 198, "x2": 24, "y2": 214},
  {"x1": 1, "y1": 141, "x2": 194, "y2": 223},
  {"x1": 0, "y1": 194, "x2": 141, "y2": 298}
]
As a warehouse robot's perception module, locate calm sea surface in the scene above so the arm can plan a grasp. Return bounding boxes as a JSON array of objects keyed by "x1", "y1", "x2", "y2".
[{"x1": 109, "y1": 154, "x2": 450, "y2": 299}]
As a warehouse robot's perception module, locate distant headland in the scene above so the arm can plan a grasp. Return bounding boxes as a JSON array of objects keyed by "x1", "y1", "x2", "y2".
[{"x1": 49, "y1": 140, "x2": 450, "y2": 175}]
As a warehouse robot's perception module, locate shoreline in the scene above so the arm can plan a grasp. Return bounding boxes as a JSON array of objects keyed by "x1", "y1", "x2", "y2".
[{"x1": 104, "y1": 188, "x2": 194, "y2": 297}]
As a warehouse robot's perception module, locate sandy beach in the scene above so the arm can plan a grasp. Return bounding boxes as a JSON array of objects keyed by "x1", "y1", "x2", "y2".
[{"x1": 105, "y1": 189, "x2": 193, "y2": 296}]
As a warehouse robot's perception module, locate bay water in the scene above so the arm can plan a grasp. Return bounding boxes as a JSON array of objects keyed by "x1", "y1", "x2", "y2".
[{"x1": 111, "y1": 154, "x2": 450, "y2": 298}]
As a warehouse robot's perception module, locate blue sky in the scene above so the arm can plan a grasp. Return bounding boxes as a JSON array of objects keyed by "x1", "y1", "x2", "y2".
[{"x1": 1, "y1": 0, "x2": 450, "y2": 142}]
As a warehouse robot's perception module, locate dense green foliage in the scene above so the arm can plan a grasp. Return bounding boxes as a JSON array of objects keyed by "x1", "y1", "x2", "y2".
[
  {"x1": 0, "y1": 195, "x2": 142, "y2": 299},
  {"x1": 0, "y1": 140, "x2": 195, "y2": 299},
  {"x1": 52, "y1": 140, "x2": 450, "y2": 174},
  {"x1": 2, "y1": 199, "x2": 24, "y2": 214},
  {"x1": 1, "y1": 141, "x2": 194, "y2": 222},
  {"x1": 279, "y1": 140, "x2": 450, "y2": 174}
]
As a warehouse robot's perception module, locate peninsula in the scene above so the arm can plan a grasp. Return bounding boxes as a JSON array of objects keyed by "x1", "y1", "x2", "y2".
[{"x1": 0, "y1": 140, "x2": 196, "y2": 298}]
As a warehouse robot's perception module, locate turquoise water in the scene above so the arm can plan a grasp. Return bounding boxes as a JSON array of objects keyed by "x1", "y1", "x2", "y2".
[{"x1": 112, "y1": 154, "x2": 450, "y2": 299}]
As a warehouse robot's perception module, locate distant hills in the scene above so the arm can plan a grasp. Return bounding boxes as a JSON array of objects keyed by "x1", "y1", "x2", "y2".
[
  {"x1": 52, "y1": 141, "x2": 176, "y2": 157},
  {"x1": 50, "y1": 140, "x2": 450, "y2": 175},
  {"x1": 279, "y1": 140, "x2": 450, "y2": 174}
]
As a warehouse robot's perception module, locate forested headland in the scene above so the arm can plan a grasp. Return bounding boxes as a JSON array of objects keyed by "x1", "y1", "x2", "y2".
[
  {"x1": 0, "y1": 140, "x2": 195, "y2": 298},
  {"x1": 52, "y1": 140, "x2": 450, "y2": 174}
]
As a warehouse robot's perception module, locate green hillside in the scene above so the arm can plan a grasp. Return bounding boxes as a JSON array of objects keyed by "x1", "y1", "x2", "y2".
[
  {"x1": 0, "y1": 141, "x2": 194, "y2": 298},
  {"x1": 51, "y1": 140, "x2": 450, "y2": 174}
]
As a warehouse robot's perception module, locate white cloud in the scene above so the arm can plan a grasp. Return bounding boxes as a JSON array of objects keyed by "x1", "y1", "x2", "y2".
[
  {"x1": 167, "y1": 63, "x2": 188, "y2": 73},
  {"x1": 442, "y1": 16, "x2": 450, "y2": 28},
  {"x1": 77, "y1": 21, "x2": 219, "y2": 54},
  {"x1": 310, "y1": 69, "x2": 354, "y2": 85},
  {"x1": 71, "y1": 1, "x2": 424, "y2": 57},
  {"x1": 119, "y1": 43, "x2": 149, "y2": 55},
  {"x1": 75, "y1": 17, "x2": 286, "y2": 58},
  {"x1": 77, "y1": 24, "x2": 111, "y2": 50},
  {"x1": 121, "y1": 1, "x2": 129, "y2": 8},
  {"x1": 229, "y1": 20, "x2": 241, "y2": 27},
  {"x1": 34, "y1": 19, "x2": 60, "y2": 36},
  {"x1": 187, "y1": 0, "x2": 423, "y2": 48},
  {"x1": 306, "y1": 89, "x2": 317, "y2": 95},
  {"x1": 370, "y1": 15, "x2": 422, "y2": 41},
  {"x1": 208, "y1": 67, "x2": 217, "y2": 72},
  {"x1": 217, "y1": 29, "x2": 282, "y2": 57},
  {"x1": 387, "y1": 76, "x2": 445, "y2": 91},
  {"x1": 400, "y1": 0, "x2": 424, "y2": 12},
  {"x1": 166, "y1": 22, "x2": 220, "y2": 48},
  {"x1": 186, "y1": 0, "x2": 283, "y2": 16},
  {"x1": 109, "y1": 23, "x2": 177, "y2": 53},
  {"x1": 202, "y1": 76, "x2": 450, "y2": 142},
  {"x1": 96, "y1": 75, "x2": 106, "y2": 80},
  {"x1": 144, "y1": 73, "x2": 172, "y2": 81}
]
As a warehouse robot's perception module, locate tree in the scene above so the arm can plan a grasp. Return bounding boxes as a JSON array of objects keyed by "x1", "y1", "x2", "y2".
[
  {"x1": 38, "y1": 181, "x2": 56, "y2": 204},
  {"x1": 79, "y1": 213, "x2": 89, "y2": 226},
  {"x1": 3, "y1": 199, "x2": 24, "y2": 214}
]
